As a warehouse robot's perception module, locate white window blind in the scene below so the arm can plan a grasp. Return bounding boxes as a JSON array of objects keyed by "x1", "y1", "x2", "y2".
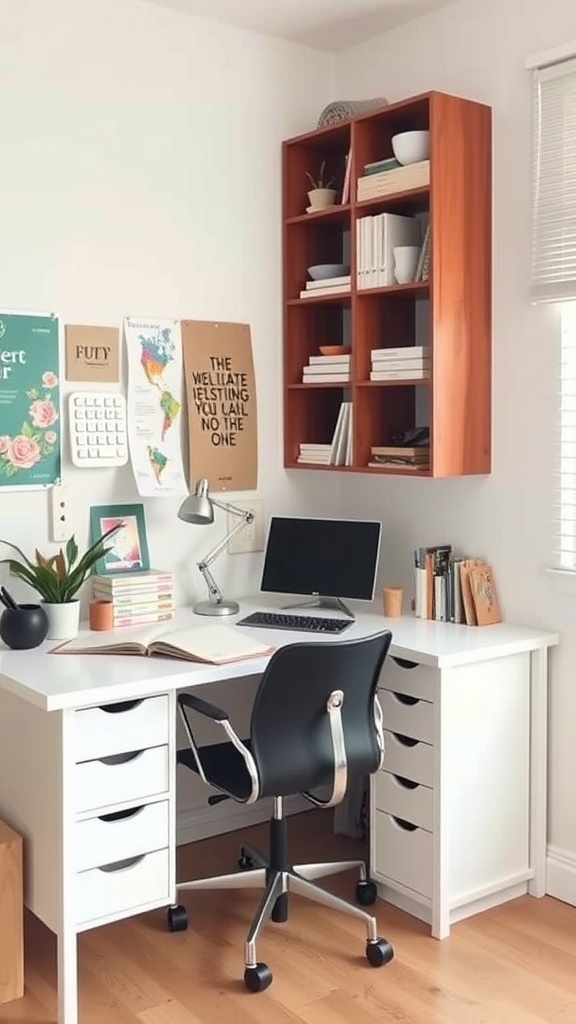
[
  {"x1": 532, "y1": 58, "x2": 576, "y2": 302},
  {"x1": 554, "y1": 302, "x2": 576, "y2": 569}
]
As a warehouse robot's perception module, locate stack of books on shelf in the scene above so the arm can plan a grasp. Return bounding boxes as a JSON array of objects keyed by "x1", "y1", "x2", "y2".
[
  {"x1": 414, "y1": 546, "x2": 502, "y2": 626},
  {"x1": 357, "y1": 213, "x2": 420, "y2": 289},
  {"x1": 302, "y1": 352, "x2": 350, "y2": 383},
  {"x1": 297, "y1": 400, "x2": 353, "y2": 466},
  {"x1": 370, "y1": 345, "x2": 430, "y2": 381},
  {"x1": 367, "y1": 444, "x2": 429, "y2": 471},
  {"x1": 299, "y1": 274, "x2": 351, "y2": 299},
  {"x1": 92, "y1": 569, "x2": 175, "y2": 628},
  {"x1": 357, "y1": 159, "x2": 430, "y2": 201}
]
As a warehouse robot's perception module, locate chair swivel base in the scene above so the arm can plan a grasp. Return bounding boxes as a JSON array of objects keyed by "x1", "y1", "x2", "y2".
[{"x1": 168, "y1": 844, "x2": 394, "y2": 992}]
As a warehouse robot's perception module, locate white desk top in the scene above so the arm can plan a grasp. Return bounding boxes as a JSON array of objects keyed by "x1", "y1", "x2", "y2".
[{"x1": 0, "y1": 599, "x2": 558, "y2": 712}]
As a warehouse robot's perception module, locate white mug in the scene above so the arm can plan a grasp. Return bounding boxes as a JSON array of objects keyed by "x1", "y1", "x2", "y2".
[{"x1": 393, "y1": 245, "x2": 420, "y2": 284}]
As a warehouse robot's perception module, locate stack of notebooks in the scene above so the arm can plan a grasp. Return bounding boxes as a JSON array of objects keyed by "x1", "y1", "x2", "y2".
[
  {"x1": 297, "y1": 401, "x2": 353, "y2": 466},
  {"x1": 92, "y1": 569, "x2": 175, "y2": 628},
  {"x1": 302, "y1": 352, "x2": 350, "y2": 384},
  {"x1": 368, "y1": 444, "x2": 429, "y2": 471},
  {"x1": 370, "y1": 345, "x2": 430, "y2": 381},
  {"x1": 414, "y1": 546, "x2": 502, "y2": 626},
  {"x1": 357, "y1": 159, "x2": 430, "y2": 201},
  {"x1": 299, "y1": 274, "x2": 351, "y2": 299}
]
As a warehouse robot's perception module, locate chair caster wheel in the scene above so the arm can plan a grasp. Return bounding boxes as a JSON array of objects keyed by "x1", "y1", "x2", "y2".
[
  {"x1": 239, "y1": 849, "x2": 255, "y2": 870},
  {"x1": 167, "y1": 904, "x2": 188, "y2": 932},
  {"x1": 356, "y1": 879, "x2": 377, "y2": 905},
  {"x1": 366, "y1": 938, "x2": 394, "y2": 967},
  {"x1": 244, "y1": 962, "x2": 273, "y2": 992}
]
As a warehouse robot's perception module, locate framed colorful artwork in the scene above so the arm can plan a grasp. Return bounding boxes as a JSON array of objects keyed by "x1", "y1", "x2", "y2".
[{"x1": 89, "y1": 503, "x2": 151, "y2": 575}]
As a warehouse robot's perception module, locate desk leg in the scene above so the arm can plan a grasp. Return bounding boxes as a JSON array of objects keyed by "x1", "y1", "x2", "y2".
[
  {"x1": 57, "y1": 923, "x2": 78, "y2": 1024},
  {"x1": 528, "y1": 647, "x2": 548, "y2": 898}
]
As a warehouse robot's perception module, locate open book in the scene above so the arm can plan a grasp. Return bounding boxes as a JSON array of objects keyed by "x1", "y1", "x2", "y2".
[{"x1": 52, "y1": 623, "x2": 274, "y2": 665}]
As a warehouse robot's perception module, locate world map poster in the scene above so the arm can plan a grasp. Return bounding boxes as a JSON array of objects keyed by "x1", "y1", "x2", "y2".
[
  {"x1": 0, "y1": 310, "x2": 61, "y2": 489},
  {"x1": 124, "y1": 317, "x2": 188, "y2": 497}
]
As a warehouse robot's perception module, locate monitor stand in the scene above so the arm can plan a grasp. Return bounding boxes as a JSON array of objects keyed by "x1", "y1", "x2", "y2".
[{"x1": 280, "y1": 595, "x2": 355, "y2": 619}]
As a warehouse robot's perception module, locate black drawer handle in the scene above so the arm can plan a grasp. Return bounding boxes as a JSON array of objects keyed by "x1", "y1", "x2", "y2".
[
  {"x1": 393, "y1": 774, "x2": 419, "y2": 790},
  {"x1": 98, "y1": 806, "x2": 145, "y2": 823},
  {"x1": 99, "y1": 750, "x2": 145, "y2": 766},
  {"x1": 391, "y1": 657, "x2": 419, "y2": 670},
  {"x1": 391, "y1": 816, "x2": 418, "y2": 832},
  {"x1": 98, "y1": 854, "x2": 146, "y2": 873},
  {"x1": 98, "y1": 699, "x2": 144, "y2": 714},
  {"x1": 391, "y1": 732, "x2": 418, "y2": 747},
  {"x1": 392, "y1": 692, "x2": 420, "y2": 706}
]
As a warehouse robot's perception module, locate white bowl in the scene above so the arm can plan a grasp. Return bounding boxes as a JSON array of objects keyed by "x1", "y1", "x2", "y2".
[
  {"x1": 391, "y1": 130, "x2": 430, "y2": 165},
  {"x1": 307, "y1": 263, "x2": 350, "y2": 281}
]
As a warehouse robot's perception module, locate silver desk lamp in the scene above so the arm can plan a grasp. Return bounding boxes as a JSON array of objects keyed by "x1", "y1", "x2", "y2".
[{"x1": 178, "y1": 478, "x2": 254, "y2": 616}]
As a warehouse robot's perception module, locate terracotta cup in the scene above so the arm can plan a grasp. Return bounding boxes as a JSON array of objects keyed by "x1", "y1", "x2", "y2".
[
  {"x1": 382, "y1": 586, "x2": 403, "y2": 618},
  {"x1": 89, "y1": 599, "x2": 114, "y2": 631}
]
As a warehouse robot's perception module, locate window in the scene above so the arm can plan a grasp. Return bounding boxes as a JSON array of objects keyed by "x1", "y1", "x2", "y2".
[{"x1": 530, "y1": 47, "x2": 576, "y2": 571}]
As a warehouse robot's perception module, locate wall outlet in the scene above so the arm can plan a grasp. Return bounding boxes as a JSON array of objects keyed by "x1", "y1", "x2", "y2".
[
  {"x1": 227, "y1": 500, "x2": 265, "y2": 554},
  {"x1": 49, "y1": 484, "x2": 71, "y2": 543}
]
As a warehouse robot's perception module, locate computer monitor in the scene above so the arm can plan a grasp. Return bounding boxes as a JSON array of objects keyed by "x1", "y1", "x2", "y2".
[{"x1": 260, "y1": 516, "x2": 382, "y2": 618}]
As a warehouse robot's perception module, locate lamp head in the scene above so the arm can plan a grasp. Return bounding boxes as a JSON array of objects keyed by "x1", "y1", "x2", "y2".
[{"x1": 178, "y1": 478, "x2": 214, "y2": 524}]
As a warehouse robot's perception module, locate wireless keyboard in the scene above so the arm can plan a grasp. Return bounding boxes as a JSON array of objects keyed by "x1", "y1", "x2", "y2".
[
  {"x1": 237, "y1": 611, "x2": 352, "y2": 634},
  {"x1": 69, "y1": 391, "x2": 129, "y2": 468}
]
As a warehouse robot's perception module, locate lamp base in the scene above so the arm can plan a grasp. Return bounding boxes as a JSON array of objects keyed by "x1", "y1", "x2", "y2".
[{"x1": 194, "y1": 599, "x2": 240, "y2": 616}]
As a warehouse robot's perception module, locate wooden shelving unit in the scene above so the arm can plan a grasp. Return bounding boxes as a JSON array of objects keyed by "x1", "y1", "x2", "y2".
[{"x1": 282, "y1": 90, "x2": 492, "y2": 477}]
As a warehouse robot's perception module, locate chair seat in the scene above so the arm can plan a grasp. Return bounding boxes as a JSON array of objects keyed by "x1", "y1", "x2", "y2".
[{"x1": 177, "y1": 740, "x2": 255, "y2": 800}]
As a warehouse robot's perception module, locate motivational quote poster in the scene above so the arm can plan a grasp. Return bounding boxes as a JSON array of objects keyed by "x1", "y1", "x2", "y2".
[{"x1": 181, "y1": 320, "x2": 258, "y2": 492}]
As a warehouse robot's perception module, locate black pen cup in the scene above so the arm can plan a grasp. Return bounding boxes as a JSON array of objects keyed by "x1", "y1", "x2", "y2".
[{"x1": 0, "y1": 603, "x2": 49, "y2": 650}]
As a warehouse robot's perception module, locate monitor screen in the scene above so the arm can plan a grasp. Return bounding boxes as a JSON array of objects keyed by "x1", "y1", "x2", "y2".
[{"x1": 260, "y1": 517, "x2": 381, "y2": 603}]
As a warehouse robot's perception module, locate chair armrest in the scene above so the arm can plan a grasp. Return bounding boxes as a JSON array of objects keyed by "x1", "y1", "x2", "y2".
[{"x1": 178, "y1": 692, "x2": 229, "y2": 722}]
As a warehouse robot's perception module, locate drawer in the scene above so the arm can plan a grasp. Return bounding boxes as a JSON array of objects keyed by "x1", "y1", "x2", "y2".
[
  {"x1": 373, "y1": 771, "x2": 434, "y2": 832},
  {"x1": 75, "y1": 745, "x2": 169, "y2": 813},
  {"x1": 379, "y1": 657, "x2": 439, "y2": 702},
  {"x1": 75, "y1": 799, "x2": 170, "y2": 872},
  {"x1": 75, "y1": 695, "x2": 170, "y2": 762},
  {"x1": 372, "y1": 810, "x2": 433, "y2": 898},
  {"x1": 379, "y1": 689, "x2": 434, "y2": 744},
  {"x1": 383, "y1": 730, "x2": 434, "y2": 788},
  {"x1": 76, "y1": 847, "x2": 170, "y2": 925}
]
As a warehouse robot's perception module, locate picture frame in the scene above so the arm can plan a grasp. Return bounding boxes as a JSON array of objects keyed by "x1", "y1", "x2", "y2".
[{"x1": 90, "y1": 503, "x2": 151, "y2": 575}]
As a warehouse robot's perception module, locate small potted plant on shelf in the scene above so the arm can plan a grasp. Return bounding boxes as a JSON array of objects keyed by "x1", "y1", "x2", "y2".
[
  {"x1": 0, "y1": 524, "x2": 121, "y2": 640},
  {"x1": 306, "y1": 161, "x2": 337, "y2": 211}
]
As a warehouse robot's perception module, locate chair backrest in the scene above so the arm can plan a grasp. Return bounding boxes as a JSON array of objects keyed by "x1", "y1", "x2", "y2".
[{"x1": 249, "y1": 630, "x2": 392, "y2": 800}]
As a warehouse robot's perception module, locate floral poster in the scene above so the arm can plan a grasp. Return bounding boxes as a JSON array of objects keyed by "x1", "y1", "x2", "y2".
[{"x1": 0, "y1": 311, "x2": 61, "y2": 488}]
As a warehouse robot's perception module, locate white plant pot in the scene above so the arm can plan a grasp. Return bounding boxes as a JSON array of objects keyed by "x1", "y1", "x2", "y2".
[
  {"x1": 307, "y1": 188, "x2": 337, "y2": 210},
  {"x1": 42, "y1": 600, "x2": 80, "y2": 641}
]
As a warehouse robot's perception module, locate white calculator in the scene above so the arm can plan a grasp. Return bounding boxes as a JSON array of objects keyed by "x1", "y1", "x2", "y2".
[{"x1": 68, "y1": 392, "x2": 129, "y2": 468}]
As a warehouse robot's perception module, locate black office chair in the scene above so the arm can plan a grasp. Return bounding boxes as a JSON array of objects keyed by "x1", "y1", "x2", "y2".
[{"x1": 168, "y1": 630, "x2": 394, "y2": 992}]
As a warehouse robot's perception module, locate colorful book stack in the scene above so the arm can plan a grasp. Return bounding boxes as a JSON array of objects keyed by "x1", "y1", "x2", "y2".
[
  {"x1": 302, "y1": 352, "x2": 350, "y2": 384},
  {"x1": 370, "y1": 345, "x2": 430, "y2": 381},
  {"x1": 92, "y1": 569, "x2": 175, "y2": 628},
  {"x1": 299, "y1": 274, "x2": 351, "y2": 299},
  {"x1": 357, "y1": 159, "x2": 430, "y2": 201},
  {"x1": 413, "y1": 547, "x2": 502, "y2": 626},
  {"x1": 367, "y1": 445, "x2": 429, "y2": 471}
]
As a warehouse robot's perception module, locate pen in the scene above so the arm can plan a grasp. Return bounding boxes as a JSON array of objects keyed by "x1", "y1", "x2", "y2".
[{"x1": 0, "y1": 586, "x2": 19, "y2": 610}]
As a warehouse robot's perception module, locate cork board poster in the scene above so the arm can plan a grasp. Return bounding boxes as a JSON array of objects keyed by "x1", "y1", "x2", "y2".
[{"x1": 181, "y1": 320, "x2": 258, "y2": 492}]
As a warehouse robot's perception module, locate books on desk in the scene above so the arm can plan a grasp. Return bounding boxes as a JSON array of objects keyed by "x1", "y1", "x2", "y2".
[
  {"x1": 92, "y1": 569, "x2": 175, "y2": 626},
  {"x1": 51, "y1": 623, "x2": 274, "y2": 665}
]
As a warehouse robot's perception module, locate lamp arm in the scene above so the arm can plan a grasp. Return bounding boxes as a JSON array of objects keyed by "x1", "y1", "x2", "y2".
[{"x1": 196, "y1": 505, "x2": 255, "y2": 606}]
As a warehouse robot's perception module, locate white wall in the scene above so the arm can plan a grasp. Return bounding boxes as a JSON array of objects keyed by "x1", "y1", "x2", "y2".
[
  {"x1": 0, "y1": 0, "x2": 338, "y2": 610},
  {"x1": 335, "y1": 0, "x2": 576, "y2": 902}
]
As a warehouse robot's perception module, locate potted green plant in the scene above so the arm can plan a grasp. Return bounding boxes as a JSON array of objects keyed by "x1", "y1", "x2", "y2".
[
  {"x1": 306, "y1": 161, "x2": 337, "y2": 211},
  {"x1": 0, "y1": 524, "x2": 122, "y2": 640}
]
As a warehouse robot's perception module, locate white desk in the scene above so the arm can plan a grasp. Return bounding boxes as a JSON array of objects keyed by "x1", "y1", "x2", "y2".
[{"x1": 0, "y1": 604, "x2": 557, "y2": 1024}]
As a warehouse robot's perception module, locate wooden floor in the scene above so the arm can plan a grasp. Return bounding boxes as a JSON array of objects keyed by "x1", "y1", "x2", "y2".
[{"x1": 6, "y1": 810, "x2": 576, "y2": 1024}]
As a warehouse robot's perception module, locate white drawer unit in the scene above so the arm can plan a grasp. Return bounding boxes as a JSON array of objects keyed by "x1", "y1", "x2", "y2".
[
  {"x1": 75, "y1": 744, "x2": 170, "y2": 813},
  {"x1": 75, "y1": 800, "x2": 170, "y2": 872},
  {"x1": 382, "y1": 730, "x2": 434, "y2": 787},
  {"x1": 76, "y1": 847, "x2": 170, "y2": 926},
  {"x1": 373, "y1": 771, "x2": 433, "y2": 832},
  {"x1": 75, "y1": 695, "x2": 170, "y2": 761},
  {"x1": 379, "y1": 689, "x2": 434, "y2": 744},
  {"x1": 371, "y1": 651, "x2": 533, "y2": 938}
]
